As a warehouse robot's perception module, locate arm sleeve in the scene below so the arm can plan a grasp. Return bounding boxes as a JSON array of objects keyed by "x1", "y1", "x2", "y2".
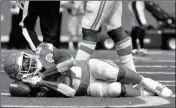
[
  {"x1": 41, "y1": 65, "x2": 59, "y2": 79},
  {"x1": 41, "y1": 48, "x2": 75, "y2": 79},
  {"x1": 39, "y1": 80, "x2": 76, "y2": 97},
  {"x1": 53, "y1": 47, "x2": 73, "y2": 63},
  {"x1": 136, "y1": 1, "x2": 147, "y2": 25}
]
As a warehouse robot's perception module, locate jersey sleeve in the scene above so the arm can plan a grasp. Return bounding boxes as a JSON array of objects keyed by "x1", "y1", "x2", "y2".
[{"x1": 53, "y1": 47, "x2": 73, "y2": 64}]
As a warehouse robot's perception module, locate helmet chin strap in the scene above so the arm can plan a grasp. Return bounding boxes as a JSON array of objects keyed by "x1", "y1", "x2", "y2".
[
  {"x1": 21, "y1": 68, "x2": 41, "y2": 79},
  {"x1": 36, "y1": 59, "x2": 42, "y2": 70}
]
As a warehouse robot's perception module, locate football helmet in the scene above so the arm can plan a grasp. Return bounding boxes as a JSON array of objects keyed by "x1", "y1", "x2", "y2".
[{"x1": 4, "y1": 52, "x2": 42, "y2": 80}]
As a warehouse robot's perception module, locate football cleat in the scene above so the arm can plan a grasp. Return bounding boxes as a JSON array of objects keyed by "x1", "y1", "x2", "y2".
[{"x1": 155, "y1": 84, "x2": 172, "y2": 97}]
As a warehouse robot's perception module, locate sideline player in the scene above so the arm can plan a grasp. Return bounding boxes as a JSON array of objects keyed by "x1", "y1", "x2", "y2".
[
  {"x1": 4, "y1": 43, "x2": 172, "y2": 97},
  {"x1": 75, "y1": 1, "x2": 136, "y2": 73},
  {"x1": 128, "y1": 1, "x2": 148, "y2": 55},
  {"x1": 61, "y1": 1, "x2": 86, "y2": 50},
  {"x1": 17, "y1": 1, "x2": 61, "y2": 51}
]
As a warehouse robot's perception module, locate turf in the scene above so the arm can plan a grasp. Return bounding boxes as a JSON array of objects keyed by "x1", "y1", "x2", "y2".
[{"x1": 0, "y1": 49, "x2": 175, "y2": 108}]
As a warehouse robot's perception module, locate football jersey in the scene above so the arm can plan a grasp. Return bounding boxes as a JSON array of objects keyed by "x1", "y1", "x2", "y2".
[
  {"x1": 36, "y1": 43, "x2": 72, "y2": 69},
  {"x1": 36, "y1": 43, "x2": 90, "y2": 96},
  {"x1": 71, "y1": 60, "x2": 90, "y2": 96},
  {"x1": 35, "y1": 43, "x2": 72, "y2": 83}
]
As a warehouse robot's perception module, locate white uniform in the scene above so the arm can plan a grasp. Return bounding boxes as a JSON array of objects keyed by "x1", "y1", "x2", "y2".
[
  {"x1": 71, "y1": 59, "x2": 122, "y2": 97},
  {"x1": 128, "y1": 1, "x2": 147, "y2": 26},
  {"x1": 71, "y1": 59, "x2": 172, "y2": 97},
  {"x1": 82, "y1": 1, "x2": 122, "y2": 32},
  {"x1": 87, "y1": 59, "x2": 122, "y2": 97}
]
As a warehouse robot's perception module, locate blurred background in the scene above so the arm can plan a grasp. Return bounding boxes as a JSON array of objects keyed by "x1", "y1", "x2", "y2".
[{"x1": 1, "y1": 1, "x2": 175, "y2": 51}]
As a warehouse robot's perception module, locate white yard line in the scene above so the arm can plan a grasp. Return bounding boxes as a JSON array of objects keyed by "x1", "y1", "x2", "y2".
[
  {"x1": 136, "y1": 65, "x2": 175, "y2": 68},
  {"x1": 113, "y1": 59, "x2": 175, "y2": 63},
  {"x1": 165, "y1": 84, "x2": 176, "y2": 86},
  {"x1": 158, "y1": 60, "x2": 175, "y2": 62},
  {"x1": 157, "y1": 80, "x2": 175, "y2": 83},
  {"x1": 137, "y1": 72, "x2": 175, "y2": 75},
  {"x1": 1, "y1": 93, "x2": 10, "y2": 96}
]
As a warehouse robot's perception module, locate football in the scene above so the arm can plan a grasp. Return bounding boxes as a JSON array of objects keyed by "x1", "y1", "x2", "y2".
[{"x1": 9, "y1": 81, "x2": 31, "y2": 97}]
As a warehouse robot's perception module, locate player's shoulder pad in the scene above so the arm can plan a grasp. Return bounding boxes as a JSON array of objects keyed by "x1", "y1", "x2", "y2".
[{"x1": 36, "y1": 42, "x2": 54, "y2": 54}]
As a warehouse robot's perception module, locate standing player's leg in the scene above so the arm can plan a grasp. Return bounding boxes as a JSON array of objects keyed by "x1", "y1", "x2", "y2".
[
  {"x1": 75, "y1": 1, "x2": 114, "y2": 60},
  {"x1": 105, "y1": 1, "x2": 136, "y2": 72},
  {"x1": 68, "y1": 15, "x2": 77, "y2": 50},
  {"x1": 38, "y1": 1, "x2": 61, "y2": 48}
]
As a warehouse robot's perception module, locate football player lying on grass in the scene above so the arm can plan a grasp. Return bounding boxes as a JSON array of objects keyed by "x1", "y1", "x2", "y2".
[{"x1": 4, "y1": 43, "x2": 172, "y2": 97}]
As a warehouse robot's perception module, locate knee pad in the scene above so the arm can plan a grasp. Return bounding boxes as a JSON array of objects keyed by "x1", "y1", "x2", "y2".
[
  {"x1": 9, "y1": 81, "x2": 31, "y2": 97},
  {"x1": 107, "y1": 26, "x2": 128, "y2": 42}
]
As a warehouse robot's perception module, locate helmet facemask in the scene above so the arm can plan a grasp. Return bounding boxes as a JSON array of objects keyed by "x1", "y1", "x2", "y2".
[{"x1": 16, "y1": 52, "x2": 42, "y2": 80}]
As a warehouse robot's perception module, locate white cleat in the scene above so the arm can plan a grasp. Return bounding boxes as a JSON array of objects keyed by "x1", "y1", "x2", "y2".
[
  {"x1": 155, "y1": 84, "x2": 173, "y2": 97},
  {"x1": 140, "y1": 78, "x2": 173, "y2": 97}
]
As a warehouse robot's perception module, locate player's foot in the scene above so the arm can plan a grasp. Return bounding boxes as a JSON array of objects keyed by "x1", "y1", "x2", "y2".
[
  {"x1": 155, "y1": 84, "x2": 172, "y2": 97},
  {"x1": 141, "y1": 78, "x2": 172, "y2": 97},
  {"x1": 138, "y1": 48, "x2": 148, "y2": 56},
  {"x1": 132, "y1": 49, "x2": 138, "y2": 54}
]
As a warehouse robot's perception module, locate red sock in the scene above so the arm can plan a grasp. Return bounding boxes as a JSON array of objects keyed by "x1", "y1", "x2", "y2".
[{"x1": 117, "y1": 66, "x2": 143, "y2": 85}]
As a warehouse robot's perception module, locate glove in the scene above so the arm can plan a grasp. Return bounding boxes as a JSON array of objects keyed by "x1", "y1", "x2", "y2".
[
  {"x1": 22, "y1": 75, "x2": 42, "y2": 87},
  {"x1": 57, "y1": 72, "x2": 71, "y2": 86}
]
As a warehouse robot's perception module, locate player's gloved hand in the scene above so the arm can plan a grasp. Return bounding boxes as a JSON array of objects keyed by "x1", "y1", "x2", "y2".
[{"x1": 22, "y1": 75, "x2": 42, "y2": 88}]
